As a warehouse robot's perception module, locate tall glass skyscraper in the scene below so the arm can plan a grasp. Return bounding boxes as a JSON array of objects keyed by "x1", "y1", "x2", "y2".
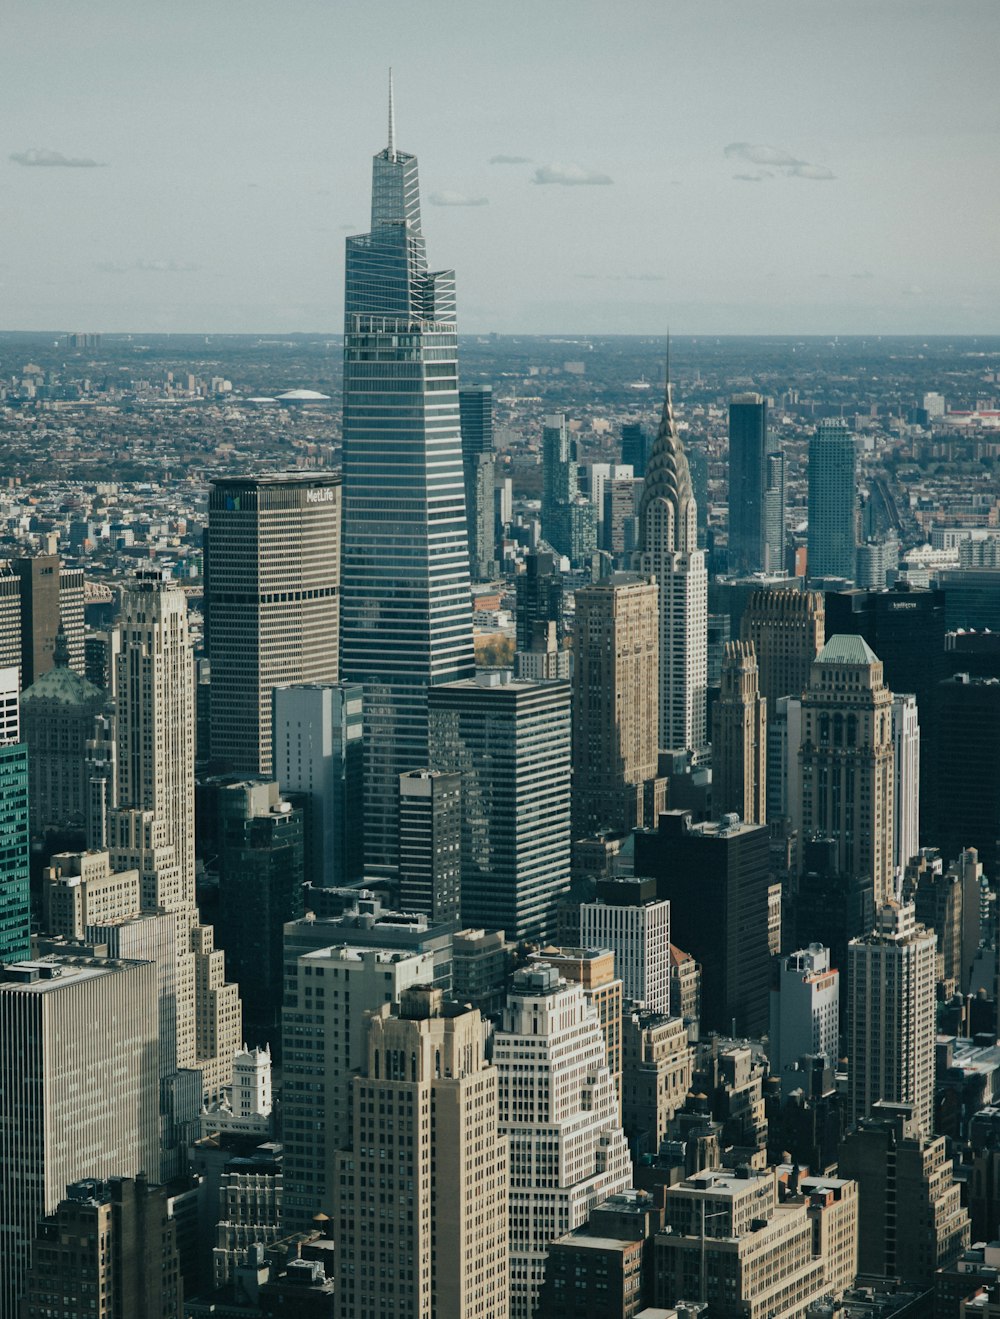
[
  {"x1": 340, "y1": 80, "x2": 475, "y2": 872},
  {"x1": 728, "y1": 392, "x2": 768, "y2": 576},
  {"x1": 807, "y1": 420, "x2": 857, "y2": 581}
]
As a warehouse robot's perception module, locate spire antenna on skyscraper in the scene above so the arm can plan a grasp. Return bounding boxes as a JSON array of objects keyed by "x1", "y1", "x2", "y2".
[{"x1": 387, "y1": 67, "x2": 396, "y2": 161}]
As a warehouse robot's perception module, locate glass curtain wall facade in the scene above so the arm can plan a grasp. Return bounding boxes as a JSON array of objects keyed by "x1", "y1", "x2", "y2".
[
  {"x1": 807, "y1": 420, "x2": 857, "y2": 582},
  {"x1": 340, "y1": 88, "x2": 474, "y2": 872}
]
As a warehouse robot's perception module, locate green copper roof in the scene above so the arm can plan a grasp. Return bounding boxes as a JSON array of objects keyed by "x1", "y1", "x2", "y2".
[
  {"x1": 815, "y1": 633, "x2": 881, "y2": 666},
  {"x1": 21, "y1": 665, "x2": 103, "y2": 707}
]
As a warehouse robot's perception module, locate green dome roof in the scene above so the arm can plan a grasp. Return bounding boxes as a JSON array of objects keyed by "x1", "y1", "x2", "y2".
[{"x1": 21, "y1": 665, "x2": 104, "y2": 707}]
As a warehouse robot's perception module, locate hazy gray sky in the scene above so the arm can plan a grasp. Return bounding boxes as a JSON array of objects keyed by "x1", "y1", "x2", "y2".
[{"x1": 2, "y1": 0, "x2": 998, "y2": 334}]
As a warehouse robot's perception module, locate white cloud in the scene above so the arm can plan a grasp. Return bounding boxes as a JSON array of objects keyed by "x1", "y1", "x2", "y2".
[
  {"x1": 724, "y1": 142, "x2": 835, "y2": 181},
  {"x1": 428, "y1": 191, "x2": 489, "y2": 207},
  {"x1": 10, "y1": 148, "x2": 106, "y2": 168},
  {"x1": 489, "y1": 154, "x2": 531, "y2": 165},
  {"x1": 788, "y1": 162, "x2": 835, "y2": 180},
  {"x1": 533, "y1": 162, "x2": 613, "y2": 186},
  {"x1": 97, "y1": 258, "x2": 200, "y2": 274}
]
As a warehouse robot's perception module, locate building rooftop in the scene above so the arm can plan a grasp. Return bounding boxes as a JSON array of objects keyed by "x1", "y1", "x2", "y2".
[
  {"x1": 210, "y1": 471, "x2": 340, "y2": 488},
  {"x1": 815, "y1": 633, "x2": 881, "y2": 666},
  {"x1": 21, "y1": 663, "x2": 103, "y2": 707},
  {"x1": 0, "y1": 956, "x2": 147, "y2": 991}
]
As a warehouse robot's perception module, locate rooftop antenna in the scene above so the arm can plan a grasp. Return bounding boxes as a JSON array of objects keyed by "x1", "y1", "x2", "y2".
[{"x1": 387, "y1": 68, "x2": 396, "y2": 161}]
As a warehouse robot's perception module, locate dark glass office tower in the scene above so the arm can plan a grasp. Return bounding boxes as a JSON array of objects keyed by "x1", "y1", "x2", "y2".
[
  {"x1": 728, "y1": 393, "x2": 768, "y2": 576},
  {"x1": 621, "y1": 421, "x2": 650, "y2": 477},
  {"x1": 807, "y1": 421, "x2": 857, "y2": 581},
  {"x1": 459, "y1": 385, "x2": 496, "y2": 580},
  {"x1": 340, "y1": 80, "x2": 475, "y2": 872}
]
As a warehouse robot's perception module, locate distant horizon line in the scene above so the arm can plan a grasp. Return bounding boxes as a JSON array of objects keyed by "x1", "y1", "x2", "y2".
[{"x1": 3, "y1": 328, "x2": 999, "y2": 342}]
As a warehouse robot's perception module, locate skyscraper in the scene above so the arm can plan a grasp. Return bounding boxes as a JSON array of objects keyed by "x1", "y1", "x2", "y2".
[
  {"x1": 398, "y1": 768, "x2": 462, "y2": 922},
  {"x1": 711, "y1": 640, "x2": 767, "y2": 825},
  {"x1": 0, "y1": 956, "x2": 160, "y2": 1319},
  {"x1": 838, "y1": 1102, "x2": 969, "y2": 1286},
  {"x1": 340, "y1": 77, "x2": 475, "y2": 873},
  {"x1": 799, "y1": 635, "x2": 895, "y2": 907},
  {"x1": 11, "y1": 554, "x2": 85, "y2": 687},
  {"x1": 572, "y1": 573, "x2": 660, "y2": 837},
  {"x1": 542, "y1": 413, "x2": 575, "y2": 541},
  {"x1": 741, "y1": 588, "x2": 825, "y2": 711},
  {"x1": 891, "y1": 692, "x2": 920, "y2": 875},
  {"x1": 460, "y1": 383, "x2": 497, "y2": 581},
  {"x1": 272, "y1": 682, "x2": 364, "y2": 888},
  {"x1": 104, "y1": 570, "x2": 241, "y2": 1099},
  {"x1": 428, "y1": 672, "x2": 571, "y2": 941},
  {"x1": 333, "y1": 987, "x2": 509, "y2": 1319},
  {"x1": 769, "y1": 944, "x2": 840, "y2": 1099},
  {"x1": 205, "y1": 472, "x2": 342, "y2": 776},
  {"x1": 807, "y1": 421, "x2": 857, "y2": 582},
  {"x1": 495, "y1": 964, "x2": 632, "y2": 1319},
  {"x1": 763, "y1": 449, "x2": 787, "y2": 573},
  {"x1": 847, "y1": 903, "x2": 936, "y2": 1134},
  {"x1": 281, "y1": 942, "x2": 438, "y2": 1232},
  {"x1": 634, "y1": 366, "x2": 708, "y2": 759},
  {"x1": 925, "y1": 674, "x2": 1000, "y2": 880},
  {"x1": 621, "y1": 419, "x2": 650, "y2": 476},
  {"x1": 728, "y1": 392, "x2": 768, "y2": 577},
  {"x1": 214, "y1": 778, "x2": 304, "y2": 1049},
  {"x1": 515, "y1": 549, "x2": 563, "y2": 650},
  {"x1": 580, "y1": 876, "x2": 671, "y2": 1013},
  {"x1": 0, "y1": 666, "x2": 29, "y2": 964},
  {"x1": 634, "y1": 810, "x2": 772, "y2": 1036}
]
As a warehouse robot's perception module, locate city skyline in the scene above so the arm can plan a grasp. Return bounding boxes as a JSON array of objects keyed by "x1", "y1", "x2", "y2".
[{"x1": 2, "y1": 0, "x2": 999, "y2": 335}]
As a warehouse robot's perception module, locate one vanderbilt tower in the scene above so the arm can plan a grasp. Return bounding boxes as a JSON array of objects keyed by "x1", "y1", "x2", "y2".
[{"x1": 340, "y1": 75, "x2": 475, "y2": 872}]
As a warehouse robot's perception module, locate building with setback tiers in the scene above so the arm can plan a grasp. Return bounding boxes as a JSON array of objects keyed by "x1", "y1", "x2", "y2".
[
  {"x1": 333, "y1": 987, "x2": 509, "y2": 1319},
  {"x1": 635, "y1": 810, "x2": 772, "y2": 1036},
  {"x1": 280, "y1": 943, "x2": 437, "y2": 1233},
  {"x1": 740, "y1": 588, "x2": 825, "y2": 711},
  {"x1": 799, "y1": 634, "x2": 895, "y2": 908},
  {"x1": 711, "y1": 640, "x2": 767, "y2": 825},
  {"x1": 103, "y1": 571, "x2": 241, "y2": 1101},
  {"x1": 838, "y1": 1101, "x2": 969, "y2": 1286},
  {"x1": 495, "y1": 965, "x2": 632, "y2": 1319},
  {"x1": 572, "y1": 573, "x2": 660, "y2": 837},
  {"x1": 653, "y1": 1166, "x2": 858, "y2": 1319},
  {"x1": 18, "y1": 1177, "x2": 183, "y2": 1319},
  {"x1": 633, "y1": 366, "x2": 708, "y2": 761},
  {"x1": 339, "y1": 79, "x2": 475, "y2": 873},
  {"x1": 206, "y1": 472, "x2": 341, "y2": 777},
  {"x1": 428, "y1": 672, "x2": 571, "y2": 941}
]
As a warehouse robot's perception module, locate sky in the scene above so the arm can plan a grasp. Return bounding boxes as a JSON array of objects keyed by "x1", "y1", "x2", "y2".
[{"x1": 2, "y1": 0, "x2": 998, "y2": 335}]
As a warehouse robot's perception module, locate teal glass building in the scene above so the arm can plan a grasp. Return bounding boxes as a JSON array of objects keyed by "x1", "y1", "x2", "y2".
[{"x1": 340, "y1": 83, "x2": 475, "y2": 871}]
